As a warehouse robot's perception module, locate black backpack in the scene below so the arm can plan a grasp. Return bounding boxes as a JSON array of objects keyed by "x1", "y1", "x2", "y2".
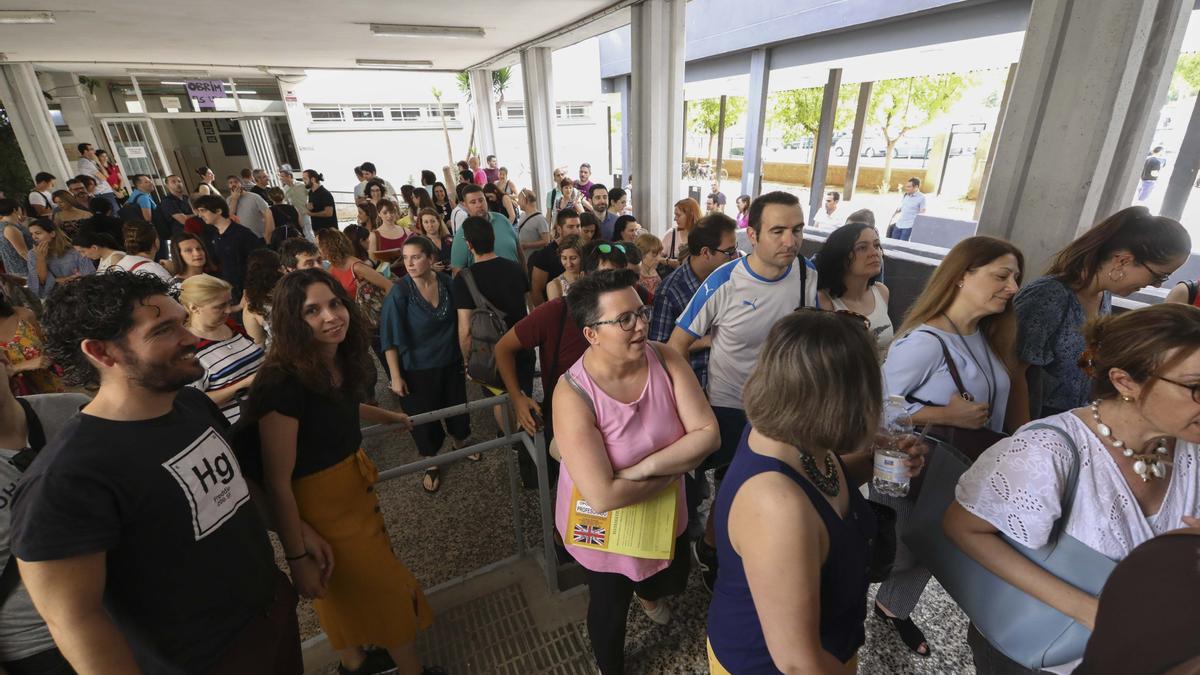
[{"x1": 117, "y1": 198, "x2": 145, "y2": 224}]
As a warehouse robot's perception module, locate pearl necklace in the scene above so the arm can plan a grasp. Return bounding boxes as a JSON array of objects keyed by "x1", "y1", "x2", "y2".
[{"x1": 1089, "y1": 400, "x2": 1169, "y2": 482}]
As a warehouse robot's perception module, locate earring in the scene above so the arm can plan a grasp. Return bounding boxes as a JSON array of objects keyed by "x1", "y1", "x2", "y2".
[
  {"x1": 1107, "y1": 268, "x2": 1126, "y2": 282},
  {"x1": 1121, "y1": 394, "x2": 1134, "y2": 403},
  {"x1": 956, "y1": 282, "x2": 964, "y2": 288}
]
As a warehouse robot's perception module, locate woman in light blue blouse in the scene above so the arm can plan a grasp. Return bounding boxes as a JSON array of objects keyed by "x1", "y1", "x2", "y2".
[
  {"x1": 1013, "y1": 207, "x2": 1190, "y2": 421},
  {"x1": 875, "y1": 236, "x2": 1025, "y2": 658},
  {"x1": 25, "y1": 219, "x2": 94, "y2": 299},
  {"x1": 380, "y1": 235, "x2": 471, "y2": 493}
]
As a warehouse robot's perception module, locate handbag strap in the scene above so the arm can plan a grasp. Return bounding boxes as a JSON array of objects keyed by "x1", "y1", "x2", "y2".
[
  {"x1": 1021, "y1": 423, "x2": 1083, "y2": 543},
  {"x1": 917, "y1": 330, "x2": 969, "y2": 398}
]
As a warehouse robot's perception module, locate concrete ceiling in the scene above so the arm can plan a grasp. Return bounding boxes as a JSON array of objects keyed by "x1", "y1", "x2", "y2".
[{"x1": 1, "y1": 0, "x2": 621, "y2": 75}]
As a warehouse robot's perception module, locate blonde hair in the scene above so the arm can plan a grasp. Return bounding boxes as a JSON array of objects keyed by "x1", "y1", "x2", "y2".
[
  {"x1": 897, "y1": 236, "x2": 1024, "y2": 365},
  {"x1": 416, "y1": 207, "x2": 449, "y2": 239},
  {"x1": 635, "y1": 232, "x2": 662, "y2": 257},
  {"x1": 673, "y1": 198, "x2": 702, "y2": 232},
  {"x1": 179, "y1": 273, "x2": 232, "y2": 314},
  {"x1": 744, "y1": 311, "x2": 881, "y2": 452}
]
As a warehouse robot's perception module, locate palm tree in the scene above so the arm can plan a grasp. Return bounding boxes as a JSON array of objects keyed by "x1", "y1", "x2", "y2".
[
  {"x1": 456, "y1": 68, "x2": 513, "y2": 161},
  {"x1": 431, "y1": 86, "x2": 455, "y2": 169}
]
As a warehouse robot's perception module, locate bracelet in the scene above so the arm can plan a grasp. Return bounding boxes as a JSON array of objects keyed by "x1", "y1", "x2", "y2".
[{"x1": 285, "y1": 552, "x2": 309, "y2": 562}]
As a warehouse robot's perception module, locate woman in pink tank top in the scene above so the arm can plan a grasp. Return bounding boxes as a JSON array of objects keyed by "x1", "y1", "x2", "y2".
[{"x1": 552, "y1": 270, "x2": 719, "y2": 675}]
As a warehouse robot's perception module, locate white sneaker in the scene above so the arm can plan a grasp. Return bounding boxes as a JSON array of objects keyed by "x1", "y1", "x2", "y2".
[{"x1": 639, "y1": 598, "x2": 671, "y2": 625}]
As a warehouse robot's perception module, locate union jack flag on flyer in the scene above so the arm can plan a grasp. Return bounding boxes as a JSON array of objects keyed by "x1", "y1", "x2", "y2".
[{"x1": 573, "y1": 523, "x2": 607, "y2": 546}]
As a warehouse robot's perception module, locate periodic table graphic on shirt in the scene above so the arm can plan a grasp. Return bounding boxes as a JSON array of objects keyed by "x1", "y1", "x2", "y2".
[{"x1": 162, "y1": 428, "x2": 251, "y2": 541}]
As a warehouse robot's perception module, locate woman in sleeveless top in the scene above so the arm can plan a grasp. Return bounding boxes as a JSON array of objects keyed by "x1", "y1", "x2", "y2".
[
  {"x1": 194, "y1": 166, "x2": 222, "y2": 198},
  {"x1": 707, "y1": 311, "x2": 926, "y2": 674},
  {"x1": 664, "y1": 198, "x2": 700, "y2": 266},
  {"x1": 369, "y1": 200, "x2": 411, "y2": 265},
  {"x1": 815, "y1": 223, "x2": 895, "y2": 356},
  {"x1": 552, "y1": 270, "x2": 718, "y2": 675},
  {"x1": 545, "y1": 235, "x2": 583, "y2": 301}
]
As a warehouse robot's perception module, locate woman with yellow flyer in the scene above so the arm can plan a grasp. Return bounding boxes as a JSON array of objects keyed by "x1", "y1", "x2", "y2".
[{"x1": 552, "y1": 269, "x2": 719, "y2": 675}]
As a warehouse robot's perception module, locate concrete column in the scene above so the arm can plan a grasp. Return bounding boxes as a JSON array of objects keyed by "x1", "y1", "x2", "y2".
[
  {"x1": 616, "y1": 75, "x2": 631, "y2": 185},
  {"x1": 520, "y1": 47, "x2": 557, "y2": 206},
  {"x1": 740, "y1": 48, "x2": 771, "y2": 199},
  {"x1": 0, "y1": 63, "x2": 71, "y2": 183},
  {"x1": 973, "y1": 63, "x2": 1017, "y2": 220},
  {"x1": 844, "y1": 81, "x2": 873, "y2": 202},
  {"x1": 467, "y1": 69, "x2": 498, "y2": 161},
  {"x1": 977, "y1": 0, "x2": 1191, "y2": 276},
  {"x1": 809, "y1": 68, "x2": 842, "y2": 223},
  {"x1": 631, "y1": 0, "x2": 685, "y2": 234},
  {"x1": 1160, "y1": 93, "x2": 1200, "y2": 220}
]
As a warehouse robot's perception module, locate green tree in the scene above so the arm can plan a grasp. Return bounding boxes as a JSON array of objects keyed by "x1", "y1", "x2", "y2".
[
  {"x1": 688, "y1": 96, "x2": 746, "y2": 163},
  {"x1": 1170, "y1": 52, "x2": 1200, "y2": 101},
  {"x1": 768, "y1": 84, "x2": 857, "y2": 145},
  {"x1": 456, "y1": 67, "x2": 513, "y2": 159},
  {"x1": 868, "y1": 74, "x2": 971, "y2": 191}
]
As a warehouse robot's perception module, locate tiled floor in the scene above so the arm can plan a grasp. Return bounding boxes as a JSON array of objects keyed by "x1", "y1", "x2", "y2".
[{"x1": 297, "y1": 378, "x2": 978, "y2": 674}]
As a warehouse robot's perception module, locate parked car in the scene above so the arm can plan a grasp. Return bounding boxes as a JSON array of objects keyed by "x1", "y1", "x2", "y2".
[{"x1": 832, "y1": 134, "x2": 930, "y2": 159}]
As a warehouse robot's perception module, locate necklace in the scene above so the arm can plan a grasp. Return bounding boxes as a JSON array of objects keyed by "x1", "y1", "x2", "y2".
[
  {"x1": 799, "y1": 450, "x2": 840, "y2": 497},
  {"x1": 1089, "y1": 400, "x2": 1169, "y2": 481}
]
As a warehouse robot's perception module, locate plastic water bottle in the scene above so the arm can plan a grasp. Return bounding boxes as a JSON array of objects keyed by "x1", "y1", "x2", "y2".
[{"x1": 873, "y1": 395, "x2": 914, "y2": 497}]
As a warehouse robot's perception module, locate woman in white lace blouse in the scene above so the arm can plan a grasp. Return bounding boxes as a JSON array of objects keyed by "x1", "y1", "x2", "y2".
[{"x1": 946, "y1": 303, "x2": 1200, "y2": 674}]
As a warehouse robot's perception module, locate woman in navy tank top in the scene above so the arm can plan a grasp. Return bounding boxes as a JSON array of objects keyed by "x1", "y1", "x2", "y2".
[{"x1": 706, "y1": 310, "x2": 927, "y2": 674}]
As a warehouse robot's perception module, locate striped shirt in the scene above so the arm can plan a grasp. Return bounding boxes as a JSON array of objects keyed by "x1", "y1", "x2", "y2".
[{"x1": 191, "y1": 332, "x2": 264, "y2": 423}]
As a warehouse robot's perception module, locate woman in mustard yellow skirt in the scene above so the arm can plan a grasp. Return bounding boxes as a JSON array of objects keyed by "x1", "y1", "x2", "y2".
[{"x1": 248, "y1": 269, "x2": 437, "y2": 675}]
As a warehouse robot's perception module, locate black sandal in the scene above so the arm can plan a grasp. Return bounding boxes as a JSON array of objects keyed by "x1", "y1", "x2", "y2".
[
  {"x1": 422, "y1": 468, "x2": 441, "y2": 493},
  {"x1": 873, "y1": 603, "x2": 931, "y2": 657}
]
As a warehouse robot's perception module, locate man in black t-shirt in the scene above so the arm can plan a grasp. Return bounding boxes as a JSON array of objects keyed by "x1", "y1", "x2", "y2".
[
  {"x1": 1138, "y1": 145, "x2": 1166, "y2": 202},
  {"x1": 453, "y1": 216, "x2": 534, "y2": 398},
  {"x1": 10, "y1": 272, "x2": 314, "y2": 675},
  {"x1": 194, "y1": 194, "x2": 265, "y2": 302},
  {"x1": 529, "y1": 207, "x2": 583, "y2": 306},
  {"x1": 303, "y1": 169, "x2": 339, "y2": 232}
]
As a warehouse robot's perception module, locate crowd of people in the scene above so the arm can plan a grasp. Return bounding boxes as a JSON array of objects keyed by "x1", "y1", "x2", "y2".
[{"x1": 0, "y1": 144, "x2": 1198, "y2": 675}]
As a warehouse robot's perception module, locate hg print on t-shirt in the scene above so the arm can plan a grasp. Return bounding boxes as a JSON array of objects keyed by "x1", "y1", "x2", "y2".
[{"x1": 161, "y1": 428, "x2": 251, "y2": 541}]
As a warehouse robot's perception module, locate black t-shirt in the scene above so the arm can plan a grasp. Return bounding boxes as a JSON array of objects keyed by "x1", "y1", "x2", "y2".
[
  {"x1": 308, "y1": 186, "x2": 338, "y2": 231},
  {"x1": 245, "y1": 367, "x2": 363, "y2": 478},
  {"x1": 528, "y1": 240, "x2": 564, "y2": 279},
  {"x1": 10, "y1": 388, "x2": 275, "y2": 674},
  {"x1": 453, "y1": 256, "x2": 529, "y2": 331},
  {"x1": 249, "y1": 185, "x2": 271, "y2": 203},
  {"x1": 79, "y1": 215, "x2": 125, "y2": 248},
  {"x1": 1142, "y1": 156, "x2": 1165, "y2": 181},
  {"x1": 205, "y1": 222, "x2": 265, "y2": 301}
]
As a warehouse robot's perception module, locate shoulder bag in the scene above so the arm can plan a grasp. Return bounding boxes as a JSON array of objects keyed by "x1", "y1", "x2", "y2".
[
  {"x1": 908, "y1": 330, "x2": 1007, "y2": 462},
  {"x1": 902, "y1": 424, "x2": 1116, "y2": 670}
]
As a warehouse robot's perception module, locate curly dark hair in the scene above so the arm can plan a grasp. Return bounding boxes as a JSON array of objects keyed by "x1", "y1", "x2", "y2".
[
  {"x1": 40, "y1": 271, "x2": 172, "y2": 386},
  {"x1": 242, "y1": 248, "x2": 283, "y2": 315},
  {"x1": 253, "y1": 268, "x2": 374, "y2": 401}
]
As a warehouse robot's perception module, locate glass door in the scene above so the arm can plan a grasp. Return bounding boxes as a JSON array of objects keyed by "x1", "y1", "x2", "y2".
[{"x1": 100, "y1": 117, "x2": 171, "y2": 198}]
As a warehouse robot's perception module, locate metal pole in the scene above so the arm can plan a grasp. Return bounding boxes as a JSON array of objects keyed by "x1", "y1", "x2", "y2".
[
  {"x1": 937, "y1": 127, "x2": 955, "y2": 196},
  {"x1": 682, "y1": 99, "x2": 689, "y2": 166},
  {"x1": 528, "y1": 433, "x2": 559, "y2": 591},
  {"x1": 501, "y1": 403, "x2": 524, "y2": 560},
  {"x1": 844, "y1": 81, "x2": 872, "y2": 202},
  {"x1": 714, "y1": 94, "x2": 727, "y2": 190},
  {"x1": 607, "y1": 104, "x2": 614, "y2": 181}
]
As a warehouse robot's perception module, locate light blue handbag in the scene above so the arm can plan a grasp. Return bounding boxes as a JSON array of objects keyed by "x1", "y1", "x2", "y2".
[{"x1": 902, "y1": 423, "x2": 1117, "y2": 670}]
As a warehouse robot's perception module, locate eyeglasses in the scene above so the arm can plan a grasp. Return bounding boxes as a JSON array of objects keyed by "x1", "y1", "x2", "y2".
[
  {"x1": 589, "y1": 305, "x2": 653, "y2": 331},
  {"x1": 796, "y1": 306, "x2": 870, "y2": 330},
  {"x1": 1158, "y1": 376, "x2": 1200, "y2": 403},
  {"x1": 713, "y1": 245, "x2": 739, "y2": 259},
  {"x1": 1137, "y1": 260, "x2": 1171, "y2": 287}
]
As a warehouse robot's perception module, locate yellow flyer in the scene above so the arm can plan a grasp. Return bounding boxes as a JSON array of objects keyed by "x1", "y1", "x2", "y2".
[{"x1": 566, "y1": 481, "x2": 678, "y2": 560}]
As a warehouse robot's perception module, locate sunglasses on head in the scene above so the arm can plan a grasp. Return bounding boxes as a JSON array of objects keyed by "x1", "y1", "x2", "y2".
[
  {"x1": 596, "y1": 243, "x2": 627, "y2": 254},
  {"x1": 796, "y1": 306, "x2": 871, "y2": 330}
]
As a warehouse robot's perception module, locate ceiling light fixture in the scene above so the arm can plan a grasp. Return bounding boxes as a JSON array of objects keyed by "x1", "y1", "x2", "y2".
[
  {"x1": 0, "y1": 11, "x2": 54, "y2": 24},
  {"x1": 369, "y1": 23, "x2": 485, "y2": 39},
  {"x1": 355, "y1": 59, "x2": 434, "y2": 70}
]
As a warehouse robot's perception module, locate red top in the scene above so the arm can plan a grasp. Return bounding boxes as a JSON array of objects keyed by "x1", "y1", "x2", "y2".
[
  {"x1": 375, "y1": 231, "x2": 409, "y2": 252},
  {"x1": 329, "y1": 263, "x2": 358, "y2": 296},
  {"x1": 513, "y1": 297, "x2": 588, "y2": 393}
]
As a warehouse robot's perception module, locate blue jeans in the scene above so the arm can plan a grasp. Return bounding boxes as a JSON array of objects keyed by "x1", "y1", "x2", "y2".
[{"x1": 893, "y1": 226, "x2": 913, "y2": 241}]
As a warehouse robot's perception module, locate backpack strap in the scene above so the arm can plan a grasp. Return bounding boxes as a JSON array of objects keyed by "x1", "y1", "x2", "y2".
[
  {"x1": 1186, "y1": 279, "x2": 1199, "y2": 306},
  {"x1": 460, "y1": 267, "x2": 507, "y2": 322},
  {"x1": 129, "y1": 260, "x2": 151, "y2": 272}
]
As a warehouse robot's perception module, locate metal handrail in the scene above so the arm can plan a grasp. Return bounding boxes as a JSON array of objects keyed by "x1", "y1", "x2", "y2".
[{"x1": 359, "y1": 393, "x2": 560, "y2": 593}]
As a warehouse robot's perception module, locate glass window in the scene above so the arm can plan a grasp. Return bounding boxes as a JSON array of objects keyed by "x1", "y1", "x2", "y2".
[
  {"x1": 391, "y1": 106, "x2": 422, "y2": 121},
  {"x1": 506, "y1": 104, "x2": 525, "y2": 120},
  {"x1": 309, "y1": 107, "x2": 344, "y2": 123},
  {"x1": 350, "y1": 106, "x2": 384, "y2": 122}
]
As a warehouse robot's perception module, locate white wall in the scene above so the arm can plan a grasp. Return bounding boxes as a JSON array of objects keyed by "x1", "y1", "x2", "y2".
[{"x1": 279, "y1": 38, "x2": 610, "y2": 200}]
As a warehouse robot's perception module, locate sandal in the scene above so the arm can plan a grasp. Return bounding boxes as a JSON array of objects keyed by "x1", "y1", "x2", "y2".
[
  {"x1": 422, "y1": 468, "x2": 441, "y2": 493},
  {"x1": 873, "y1": 603, "x2": 931, "y2": 657}
]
